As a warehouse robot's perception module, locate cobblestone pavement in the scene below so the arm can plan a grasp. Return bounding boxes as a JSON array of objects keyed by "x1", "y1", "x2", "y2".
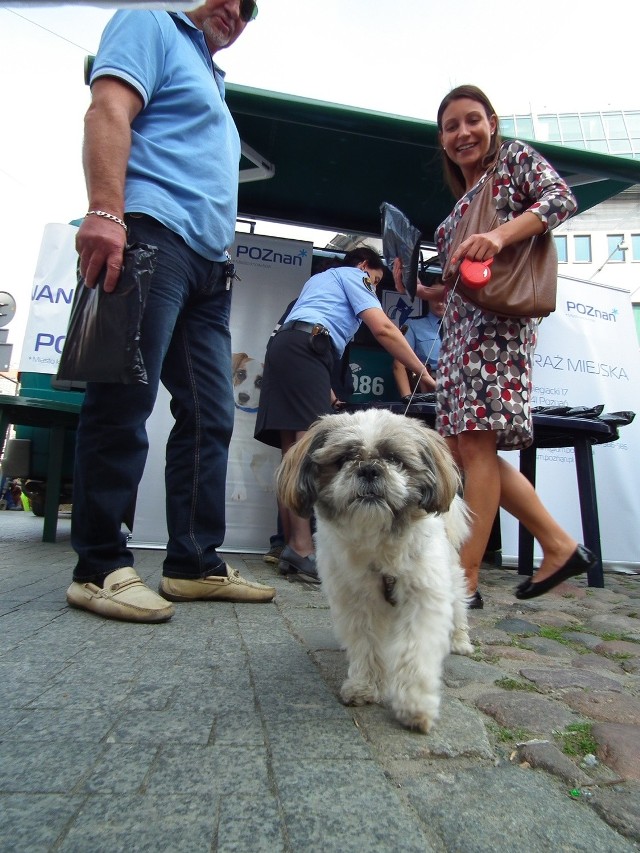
[{"x1": 1, "y1": 509, "x2": 640, "y2": 852}]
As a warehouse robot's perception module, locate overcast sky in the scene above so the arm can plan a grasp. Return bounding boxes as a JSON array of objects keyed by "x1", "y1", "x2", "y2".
[{"x1": 1, "y1": 0, "x2": 637, "y2": 365}]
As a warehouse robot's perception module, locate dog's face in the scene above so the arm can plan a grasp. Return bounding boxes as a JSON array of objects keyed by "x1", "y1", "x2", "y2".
[
  {"x1": 277, "y1": 409, "x2": 460, "y2": 532},
  {"x1": 232, "y1": 352, "x2": 263, "y2": 411}
]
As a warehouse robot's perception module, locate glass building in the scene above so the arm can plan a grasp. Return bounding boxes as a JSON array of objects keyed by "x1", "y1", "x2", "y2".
[{"x1": 500, "y1": 110, "x2": 640, "y2": 159}]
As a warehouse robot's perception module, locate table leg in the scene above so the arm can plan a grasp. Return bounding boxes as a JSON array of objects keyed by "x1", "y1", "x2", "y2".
[
  {"x1": 0, "y1": 412, "x2": 10, "y2": 454},
  {"x1": 573, "y1": 437, "x2": 604, "y2": 588},
  {"x1": 43, "y1": 424, "x2": 64, "y2": 543},
  {"x1": 518, "y1": 445, "x2": 536, "y2": 576}
]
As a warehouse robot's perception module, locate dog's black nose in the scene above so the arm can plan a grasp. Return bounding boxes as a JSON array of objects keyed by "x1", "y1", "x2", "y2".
[
  {"x1": 238, "y1": 393, "x2": 250, "y2": 405},
  {"x1": 358, "y1": 463, "x2": 380, "y2": 482}
]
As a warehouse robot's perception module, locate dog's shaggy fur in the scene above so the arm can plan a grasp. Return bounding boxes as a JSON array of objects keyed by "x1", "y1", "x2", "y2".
[{"x1": 277, "y1": 408, "x2": 473, "y2": 733}]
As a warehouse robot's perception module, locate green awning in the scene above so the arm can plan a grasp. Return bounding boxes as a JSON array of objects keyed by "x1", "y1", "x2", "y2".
[{"x1": 228, "y1": 84, "x2": 640, "y2": 242}]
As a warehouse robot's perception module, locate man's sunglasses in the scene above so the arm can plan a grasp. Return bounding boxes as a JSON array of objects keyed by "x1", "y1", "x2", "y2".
[{"x1": 240, "y1": 0, "x2": 259, "y2": 23}]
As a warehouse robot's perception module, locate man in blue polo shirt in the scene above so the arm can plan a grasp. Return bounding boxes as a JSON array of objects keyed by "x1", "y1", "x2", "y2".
[{"x1": 67, "y1": 0, "x2": 275, "y2": 623}]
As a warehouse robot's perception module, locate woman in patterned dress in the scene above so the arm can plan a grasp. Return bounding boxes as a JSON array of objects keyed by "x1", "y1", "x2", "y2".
[{"x1": 396, "y1": 85, "x2": 597, "y2": 606}]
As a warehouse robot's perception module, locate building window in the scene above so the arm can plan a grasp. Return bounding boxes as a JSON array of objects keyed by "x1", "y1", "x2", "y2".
[
  {"x1": 554, "y1": 234, "x2": 568, "y2": 263},
  {"x1": 574, "y1": 235, "x2": 591, "y2": 263},
  {"x1": 559, "y1": 114, "x2": 583, "y2": 142},
  {"x1": 604, "y1": 112, "x2": 628, "y2": 141},
  {"x1": 631, "y1": 234, "x2": 640, "y2": 261},
  {"x1": 607, "y1": 234, "x2": 627, "y2": 262},
  {"x1": 537, "y1": 114, "x2": 561, "y2": 142},
  {"x1": 500, "y1": 117, "x2": 516, "y2": 138},
  {"x1": 581, "y1": 113, "x2": 605, "y2": 140},
  {"x1": 514, "y1": 115, "x2": 534, "y2": 139},
  {"x1": 609, "y1": 139, "x2": 633, "y2": 155},
  {"x1": 585, "y1": 139, "x2": 610, "y2": 154},
  {"x1": 625, "y1": 112, "x2": 640, "y2": 136}
]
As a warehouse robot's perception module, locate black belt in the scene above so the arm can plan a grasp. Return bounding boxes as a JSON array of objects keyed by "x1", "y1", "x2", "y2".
[{"x1": 279, "y1": 320, "x2": 330, "y2": 337}]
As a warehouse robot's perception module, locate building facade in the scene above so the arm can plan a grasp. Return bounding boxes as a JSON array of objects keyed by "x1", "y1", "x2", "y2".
[{"x1": 500, "y1": 109, "x2": 640, "y2": 341}]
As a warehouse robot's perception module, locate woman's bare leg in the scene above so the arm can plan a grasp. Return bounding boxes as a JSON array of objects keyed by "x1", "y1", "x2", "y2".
[
  {"x1": 279, "y1": 429, "x2": 314, "y2": 556},
  {"x1": 449, "y1": 431, "x2": 501, "y2": 594}
]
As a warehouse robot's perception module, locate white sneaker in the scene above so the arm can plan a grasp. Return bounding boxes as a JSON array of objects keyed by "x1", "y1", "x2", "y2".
[{"x1": 66, "y1": 567, "x2": 174, "y2": 623}]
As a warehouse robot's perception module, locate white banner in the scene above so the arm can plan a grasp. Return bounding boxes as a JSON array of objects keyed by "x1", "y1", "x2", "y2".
[
  {"x1": 19, "y1": 223, "x2": 78, "y2": 375},
  {"x1": 499, "y1": 274, "x2": 640, "y2": 569},
  {"x1": 131, "y1": 232, "x2": 313, "y2": 552}
]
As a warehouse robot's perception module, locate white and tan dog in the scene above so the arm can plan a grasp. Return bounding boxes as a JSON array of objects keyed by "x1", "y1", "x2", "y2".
[
  {"x1": 277, "y1": 408, "x2": 473, "y2": 733},
  {"x1": 228, "y1": 352, "x2": 274, "y2": 502}
]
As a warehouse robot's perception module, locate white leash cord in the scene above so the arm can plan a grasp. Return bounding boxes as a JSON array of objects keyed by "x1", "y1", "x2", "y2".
[{"x1": 402, "y1": 274, "x2": 461, "y2": 416}]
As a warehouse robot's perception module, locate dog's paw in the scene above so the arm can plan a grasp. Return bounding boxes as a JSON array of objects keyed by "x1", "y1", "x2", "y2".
[
  {"x1": 451, "y1": 630, "x2": 474, "y2": 656},
  {"x1": 340, "y1": 679, "x2": 378, "y2": 706},
  {"x1": 394, "y1": 708, "x2": 437, "y2": 734}
]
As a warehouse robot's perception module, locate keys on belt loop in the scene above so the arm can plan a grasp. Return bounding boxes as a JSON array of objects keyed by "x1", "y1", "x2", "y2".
[{"x1": 224, "y1": 257, "x2": 241, "y2": 291}]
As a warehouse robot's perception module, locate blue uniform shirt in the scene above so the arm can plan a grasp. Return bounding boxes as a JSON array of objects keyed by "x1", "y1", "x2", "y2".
[
  {"x1": 286, "y1": 267, "x2": 381, "y2": 356},
  {"x1": 404, "y1": 314, "x2": 441, "y2": 371},
  {"x1": 91, "y1": 11, "x2": 241, "y2": 261}
]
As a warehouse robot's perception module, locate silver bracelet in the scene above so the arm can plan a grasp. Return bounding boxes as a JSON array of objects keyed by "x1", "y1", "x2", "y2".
[{"x1": 85, "y1": 209, "x2": 128, "y2": 233}]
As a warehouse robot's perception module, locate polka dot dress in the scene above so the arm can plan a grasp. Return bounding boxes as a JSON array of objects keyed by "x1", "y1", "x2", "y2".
[{"x1": 437, "y1": 293, "x2": 537, "y2": 450}]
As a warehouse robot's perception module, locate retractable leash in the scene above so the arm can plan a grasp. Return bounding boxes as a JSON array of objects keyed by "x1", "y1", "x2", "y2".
[{"x1": 401, "y1": 259, "x2": 492, "y2": 415}]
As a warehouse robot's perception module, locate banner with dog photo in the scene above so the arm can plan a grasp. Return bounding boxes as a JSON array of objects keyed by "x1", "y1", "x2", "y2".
[{"x1": 131, "y1": 233, "x2": 313, "y2": 552}]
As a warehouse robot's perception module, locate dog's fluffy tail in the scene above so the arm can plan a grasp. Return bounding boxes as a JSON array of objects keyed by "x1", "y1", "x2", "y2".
[{"x1": 445, "y1": 495, "x2": 471, "y2": 552}]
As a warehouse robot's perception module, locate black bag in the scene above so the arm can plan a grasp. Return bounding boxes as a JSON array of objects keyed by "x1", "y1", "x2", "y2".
[
  {"x1": 57, "y1": 242, "x2": 157, "y2": 384},
  {"x1": 380, "y1": 202, "x2": 422, "y2": 300}
]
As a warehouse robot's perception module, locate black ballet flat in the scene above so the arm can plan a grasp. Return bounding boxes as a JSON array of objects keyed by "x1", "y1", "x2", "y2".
[
  {"x1": 514, "y1": 545, "x2": 597, "y2": 600},
  {"x1": 468, "y1": 589, "x2": 484, "y2": 609},
  {"x1": 278, "y1": 545, "x2": 321, "y2": 584}
]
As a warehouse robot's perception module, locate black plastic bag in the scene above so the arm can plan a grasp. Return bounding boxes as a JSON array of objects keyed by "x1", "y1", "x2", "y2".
[
  {"x1": 57, "y1": 242, "x2": 156, "y2": 384},
  {"x1": 380, "y1": 202, "x2": 422, "y2": 300},
  {"x1": 598, "y1": 410, "x2": 635, "y2": 427}
]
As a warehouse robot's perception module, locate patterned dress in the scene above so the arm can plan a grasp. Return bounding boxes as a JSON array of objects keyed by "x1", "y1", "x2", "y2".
[{"x1": 435, "y1": 140, "x2": 577, "y2": 450}]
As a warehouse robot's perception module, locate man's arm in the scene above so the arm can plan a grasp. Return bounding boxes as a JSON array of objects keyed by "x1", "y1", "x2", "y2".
[
  {"x1": 76, "y1": 77, "x2": 144, "y2": 292},
  {"x1": 392, "y1": 359, "x2": 411, "y2": 397},
  {"x1": 360, "y1": 307, "x2": 435, "y2": 389}
]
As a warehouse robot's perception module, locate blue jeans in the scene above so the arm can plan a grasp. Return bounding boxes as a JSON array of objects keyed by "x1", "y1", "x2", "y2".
[{"x1": 72, "y1": 215, "x2": 234, "y2": 582}]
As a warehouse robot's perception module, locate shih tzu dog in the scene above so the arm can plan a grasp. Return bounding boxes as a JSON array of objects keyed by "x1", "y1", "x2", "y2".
[{"x1": 277, "y1": 408, "x2": 473, "y2": 733}]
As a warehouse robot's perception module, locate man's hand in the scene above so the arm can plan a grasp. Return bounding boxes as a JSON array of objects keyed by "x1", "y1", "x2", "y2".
[
  {"x1": 76, "y1": 215, "x2": 126, "y2": 292},
  {"x1": 392, "y1": 257, "x2": 407, "y2": 294}
]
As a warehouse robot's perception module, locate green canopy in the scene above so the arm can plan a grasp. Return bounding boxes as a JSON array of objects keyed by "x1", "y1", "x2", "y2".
[{"x1": 228, "y1": 84, "x2": 640, "y2": 242}]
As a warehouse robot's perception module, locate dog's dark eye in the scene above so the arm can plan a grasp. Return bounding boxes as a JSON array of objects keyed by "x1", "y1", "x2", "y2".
[
  {"x1": 236, "y1": 369, "x2": 247, "y2": 382},
  {"x1": 255, "y1": 376, "x2": 262, "y2": 389},
  {"x1": 334, "y1": 454, "x2": 352, "y2": 469},
  {"x1": 387, "y1": 454, "x2": 403, "y2": 468}
]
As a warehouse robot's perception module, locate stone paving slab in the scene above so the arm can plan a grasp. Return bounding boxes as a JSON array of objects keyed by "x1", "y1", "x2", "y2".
[{"x1": 1, "y1": 510, "x2": 640, "y2": 850}]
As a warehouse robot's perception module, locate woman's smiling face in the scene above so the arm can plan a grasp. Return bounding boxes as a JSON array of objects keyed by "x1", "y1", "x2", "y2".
[{"x1": 439, "y1": 97, "x2": 497, "y2": 185}]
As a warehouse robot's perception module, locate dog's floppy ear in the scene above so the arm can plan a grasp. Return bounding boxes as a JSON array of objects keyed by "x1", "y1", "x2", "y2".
[
  {"x1": 417, "y1": 428, "x2": 462, "y2": 514},
  {"x1": 276, "y1": 418, "x2": 333, "y2": 518},
  {"x1": 232, "y1": 352, "x2": 248, "y2": 374}
]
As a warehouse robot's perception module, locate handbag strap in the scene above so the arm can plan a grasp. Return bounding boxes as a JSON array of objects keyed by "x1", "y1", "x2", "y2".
[{"x1": 441, "y1": 149, "x2": 509, "y2": 286}]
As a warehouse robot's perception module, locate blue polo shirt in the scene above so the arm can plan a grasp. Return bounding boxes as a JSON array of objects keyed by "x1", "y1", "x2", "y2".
[
  {"x1": 90, "y1": 11, "x2": 240, "y2": 261},
  {"x1": 404, "y1": 314, "x2": 441, "y2": 370},
  {"x1": 286, "y1": 267, "x2": 381, "y2": 356}
]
